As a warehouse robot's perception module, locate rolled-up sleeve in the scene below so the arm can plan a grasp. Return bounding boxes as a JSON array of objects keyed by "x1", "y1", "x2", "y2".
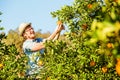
[{"x1": 23, "y1": 40, "x2": 35, "y2": 54}]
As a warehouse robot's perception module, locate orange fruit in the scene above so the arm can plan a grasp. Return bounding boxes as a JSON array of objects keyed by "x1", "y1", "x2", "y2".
[
  {"x1": 57, "y1": 21, "x2": 62, "y2": 25},
  {"x1": 46, "y1": 76, "x2": 51, "y2": 80},
  {"x1": 0, "y1": 63, "x2": 3, "y2": 69},
  {"x1": 57, "y1": 21, "x2": 65, "y2": 30},
  {"x1": 114, "y1": 0, "x2": 118, "y2": 2},
  {"x1": 107, "y1": 43, "x2": 113, "y2": 48},
  {"x1": 38, "y1": 60, "x2": 43, "y2": 66},
  {"x1": 87, "y1": 4, "x2": 92, "y2": 9},
  {"x1": 90, "y1": 60, "x2": 96, "y2": 67},
  {"x1": 102, "y1": 66, "x2": 108, "y2": 73},
  {"x1": 116, "y1": 63, "x2": 120, "y2": 75},
  {"x1": 17, "y1": 72, "x2": 25, "y2": 78},
  {"x1": 116, "y1": 58, "x2": 120, "y2": 62},
  {"x1": 82, "y1": 24, "x2": 87, "y2": 30}
]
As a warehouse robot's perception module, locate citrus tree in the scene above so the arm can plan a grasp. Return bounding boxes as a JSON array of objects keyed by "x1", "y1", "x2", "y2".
[
  {"x1": 0, "y1": 12, "x2": 28, "y2": 79},
  {"x1": 38, "y1": 0, "x2": 120, "y2": 79},
  {"x1": 0, "y1": 0, "x2": 120, "y2": 79}
]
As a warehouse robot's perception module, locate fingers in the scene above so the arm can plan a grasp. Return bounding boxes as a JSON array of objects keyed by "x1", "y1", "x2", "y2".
[
  {"x1": 57, "y1": 21, "x2": 62, "y2": 25},
  {"x1": 56, "y1": 21, "x2": 65, "y2": 33},
  {"x1": 59, "y1": 24, "x2": 65, "y2": 30},
  {"x1": 57, "y1": 24, "x2": 63, "y2": 32}
]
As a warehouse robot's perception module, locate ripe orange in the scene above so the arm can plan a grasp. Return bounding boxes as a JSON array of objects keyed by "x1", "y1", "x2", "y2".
[
  {"x1": 87, "y1": 4, "x2": 92, "y2": 9},
  {"x1": 82, "y1": 24, "x2": 87, "y2": 30},
  {"x1": 107, "y1": 43, "x2": 113, "y2": 48},
  {"x1": 114, "y1": 0, "x2": 118, "y2": 2},
  {"x1": 57, "y1": 21, "x2": 62, "y2": 25},
  {"x1": 102, "y1": 66, "x2": 108, "y2": 73},
  {"x1": 90, "y1": 60, "x2": 96, "y2": 67},
  {"x1": 57, "y1": 21, "x2": 65, "y2": 30},
  {"x1": 38, "y1": 60, "x2": 43, "y2": 66},
  {"x1": 46, "y1": 76, "x2": 51, "y2": 80},
  {"x1": 116, "y1": 58, "x2": 120, "y2": 62},
  {"x1": 0, "y1": 63, "x2": 3, "y2": 69},
  {"x1": 116, "y1": 63, "x2": 120, "y2": 75},
  {"x1": 17, "y1": 72, "x2": 25, "y2": 78}
]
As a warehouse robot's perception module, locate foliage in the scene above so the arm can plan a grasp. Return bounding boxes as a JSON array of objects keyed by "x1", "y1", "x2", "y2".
[
  {"x1": 1, "y1": 0, "x2": 120, "y2": 79},
  {"x1": 39, "y1": 0, "x2": 120, "y2": 79},
  {"x1": 3, "y1": 30, "x2": 24, "y2": 54},
  {"x1": 0, "y1": 14, "x2": 27, "y2": 79},
  {"x1": 0, "y1": 23, "x2": 63, "y2": 79}
]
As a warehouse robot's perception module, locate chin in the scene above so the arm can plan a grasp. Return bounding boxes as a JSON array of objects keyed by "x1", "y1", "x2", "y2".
[
  {"x1": 31, "y1": 36, "x2": 35, "y2": 39},
  {"x1": 31, "y1": 34, "x2": 35, "y2": 39}
]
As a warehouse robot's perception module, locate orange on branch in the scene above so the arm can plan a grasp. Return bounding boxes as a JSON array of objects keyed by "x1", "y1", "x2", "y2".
[
  {"x1": 114, "y1": 0, "x2": 118, "y2": 2},
  {"x1": 38, "y1": 60, "x2": 44, "y2": 66},
  {"x1": 87, "y1": 4, "x2": 92, "y2": 9},
  {"x1": 116, "y1": 58, "x2": 120, "y2": 62},
  {"x1": 90, "y1": 60, "x2": 96, "y2": 67},
  {"x1": 102, "y1": 66, "x2": 108, "y2": 73},
  {"x1": 57, "y1": 21, "x2": 65, "y2": 30},
  {"x1": 107, "y1": 43, "x2": 114, "y2": 48},
  {"x1": 82, "y1": 24, "x2": 88, "y2": 30},
  {"x1": 116, "y1": 63, "x2": 120, "y2": 75},
  {"x1": 17, "y1": 72, "x2": 25, "y2": 78},
  {"x1": 57, "y1": 21, "x2": 62, "y2": 25},
  {"x1": 0, "y1": 63, "x2": 3, "y2": 69},
  {"x1": 116, "y1": 58, "x2": 120, "y2": 65},
  {"x1": 46, "y1": 76, "x2": 51, "y2": 80}
]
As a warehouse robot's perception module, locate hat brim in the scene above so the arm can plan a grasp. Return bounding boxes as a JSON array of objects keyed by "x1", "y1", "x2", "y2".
[{"x1": 19, "y1": 23, "x2": 31, "y2": 36}]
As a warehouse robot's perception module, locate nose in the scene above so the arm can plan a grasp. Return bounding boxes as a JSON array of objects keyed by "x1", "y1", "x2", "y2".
[{"x1": 30, "y1": 28, "x2": 34, "y2": 32}]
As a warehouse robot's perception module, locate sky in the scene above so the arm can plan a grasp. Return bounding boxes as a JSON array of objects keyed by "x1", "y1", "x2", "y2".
[{"x1": 0, "y1": 0, "x2": 73, "y2": 34}]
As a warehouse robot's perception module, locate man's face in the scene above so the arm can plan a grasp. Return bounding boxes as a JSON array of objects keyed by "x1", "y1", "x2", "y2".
[{"x1": 23, "y1": 26, "x2": 35, "y2": 39}]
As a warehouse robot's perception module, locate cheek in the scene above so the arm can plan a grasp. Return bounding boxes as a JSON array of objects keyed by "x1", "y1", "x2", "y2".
[
  {"x1": 24, "y1": 32, "x2": 35, "y2": 38},
  {"x1": 24, "y1": 34, "x2": 27, "y2": 37},
  {"x1": 26, "y1": 32, "x2": 31, "y2": 35},
  {"x1": 24, "y1": 33, "x2": 29, "y2": 37}
]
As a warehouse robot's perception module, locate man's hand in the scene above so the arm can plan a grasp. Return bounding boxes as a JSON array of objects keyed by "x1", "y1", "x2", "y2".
[
  {"x1": 45, "y1": 21, "x2": 65, "y2": 41},
  {"x1": 57, "y1": 21, "x2": 65, "y2": 32}
]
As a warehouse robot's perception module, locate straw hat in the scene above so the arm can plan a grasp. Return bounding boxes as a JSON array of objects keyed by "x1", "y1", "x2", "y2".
[{"x1": 18, "y1": 22, "x2": 31, "y2": 36}]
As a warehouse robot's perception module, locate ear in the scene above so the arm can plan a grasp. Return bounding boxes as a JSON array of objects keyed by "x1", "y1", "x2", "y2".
[{"x1": 23, "y1": 33, "x2": 27, "y2": 39}]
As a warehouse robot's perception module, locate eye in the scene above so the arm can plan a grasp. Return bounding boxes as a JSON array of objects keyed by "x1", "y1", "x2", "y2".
[{"x1": 31, "y1": 27, "x2": 33, "y2": 29}]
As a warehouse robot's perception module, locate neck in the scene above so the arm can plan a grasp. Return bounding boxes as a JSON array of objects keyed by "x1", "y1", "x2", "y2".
[{"x1": 25, "y1": 37, "x2": 35, "y2": 40}]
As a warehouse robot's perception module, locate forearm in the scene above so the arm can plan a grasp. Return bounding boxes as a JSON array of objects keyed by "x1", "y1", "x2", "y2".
[
  {"x1": 53, "y1": 32, "x2": 60, "y2": 41},
  {"x1": 31, "y1": 42, "x2": 45, "y2": 51},
  {"x1": 47, "y1": 29, "x2": 60, "y2": 40},
  {"x1": 46, "y1": 23, "x2": 64, "y2": 41}
]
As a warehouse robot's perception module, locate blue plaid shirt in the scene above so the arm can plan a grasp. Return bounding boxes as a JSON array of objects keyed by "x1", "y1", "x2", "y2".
[{"x1": 23, "y1": 38, "x2": 44, "y2": 75}]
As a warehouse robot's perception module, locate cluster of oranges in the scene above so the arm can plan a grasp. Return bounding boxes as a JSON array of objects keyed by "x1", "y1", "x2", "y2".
[
  {"x1": 89, "y1": 60, "x2": 108, "y2": 73},
  {"x1": 100, "y1": 58, "x2": 120, "y2": 75}
]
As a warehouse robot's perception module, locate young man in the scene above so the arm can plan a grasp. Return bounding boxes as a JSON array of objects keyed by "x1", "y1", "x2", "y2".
[{"x1": 18, "y1": 22, "x2": 64, "y2": 77}]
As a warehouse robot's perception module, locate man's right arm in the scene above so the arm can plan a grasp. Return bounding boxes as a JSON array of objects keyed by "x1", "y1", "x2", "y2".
[
  {"x1": 29, "y1": 24, "x2": 64, "y2": 51},
  {"x1": 31, "y1": 42, "x2": 45, "y2": 51},
  {"x1": 46, "y1": 24, "x2": 64, "y2": 41},
  {"x1": 23, "y1": 40, "x2": 45, "y2": 52}
]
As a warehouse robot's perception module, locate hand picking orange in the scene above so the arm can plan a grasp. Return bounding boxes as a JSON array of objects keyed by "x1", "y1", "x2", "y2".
[
  {"x1": 57, "y1": 21, "x2": 65, "y2": 30},
  {"x1": 57, "y1": 21, "x2": 62, "y2": 25}
]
